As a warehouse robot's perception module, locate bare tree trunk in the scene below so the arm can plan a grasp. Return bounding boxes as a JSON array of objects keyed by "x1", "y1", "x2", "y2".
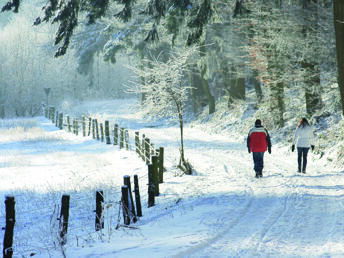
[{"x1": 333, "y1": 0, "x2": 344, "y2": 116}]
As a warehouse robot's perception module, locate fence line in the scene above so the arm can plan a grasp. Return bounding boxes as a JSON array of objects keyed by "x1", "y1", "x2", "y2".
[{"x1": 0, "y1": 107, "x2": 168, "y2": 257}]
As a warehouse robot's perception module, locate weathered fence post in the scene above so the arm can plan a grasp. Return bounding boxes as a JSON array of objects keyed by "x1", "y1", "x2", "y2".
[
  {"x1": 95, "y1": 190, "x2": 104, "y2": 231},
  {"x1": 55, "y1": 111, "x2": 58, "y2": 127},
  {"x1": 141, "y1": 134, "x2": 146, "y2": 161},
  {"x1": 67, "y1": 116, "x2": 71, "y2": 132},
  {"x1": 152, "y1": 155, "x2": 159, "y2": 196},
  {"x1": 92, "y1": 119, "x2": 96, "y2": 139},
  {"x1": 105, "y1": 121, "x2": 111, "y2": 144},
  {"x1": 58, "y1": 113, "x2": 63, "y2": 130},
  {"x1": 72, "y1": 119, "x2": 76, "y2": 134},
  {"x1": 159, "y1": 147, "x2": 164, "y2": 183},
  {"x1": 3, "y1": 196, "x2": 15, "y2": 258},
  {"x1": 148, "y1": 164, "x2": 155, "y2": 207},
  {"x1": 75, "y1": 119, "x2": 79, "y2": 136},
  {"x1": 82, "y1": 117, "x2": 86, "y2": 137},
  {"x1": 95, "y1": 119, "x2": 99, "y2": 140},
  {"x1": 120, "y1": 128, "x2": 124, "y2": 149},
  {"x1": 125, "y1": 130, "x2": 129, "y2": 150},
  {"x1": 121, "y1": 185, "x2": 130, "y2": 226},
  {"x1": 50, "y1": 107, "x2": 55, "y2": 123},
  {"x1": 135, "y1": 132, "x2": 140, "y2": 155},
  {"x1": 123, "y1": 175, "x2": 137, "y2": 223},
  {"x1": 88, "y1": 117, "x2": 92, "y2": 136},
  {"x1": 145, "y1": 138, "x2": 151, "y2": 164},
  {"x1": 133, "y1": 175, "x2": 142, "y2": 217},
  {"x1": 100, "y1": 123, "x2": 104, "y2": 142},
  {"x1": 59, "y1": 195, "x2": 70, "y2": 245},
  {"x1": 113, "y1": 124, "x2": 119, "y2": 145}
]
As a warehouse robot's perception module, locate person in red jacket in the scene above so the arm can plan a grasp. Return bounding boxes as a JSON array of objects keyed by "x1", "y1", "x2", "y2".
[{"x1": 247, "y1": 119, "x2": 272, "y2": 178}]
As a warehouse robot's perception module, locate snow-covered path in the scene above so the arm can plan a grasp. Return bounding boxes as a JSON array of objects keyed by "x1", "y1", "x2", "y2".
[{"x1": 0, "y1": 99, "x2": 344, "y2": 257}]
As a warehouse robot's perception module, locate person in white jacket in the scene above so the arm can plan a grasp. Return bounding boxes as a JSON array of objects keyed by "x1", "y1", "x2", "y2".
[{"x1": 291, "y1": 118, "x2": 315, "y2": 173}]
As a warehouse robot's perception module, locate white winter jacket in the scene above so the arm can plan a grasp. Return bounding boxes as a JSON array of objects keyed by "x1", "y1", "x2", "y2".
[{"x1": 292, "y1": 125, "x2": 315, "y2": 148}]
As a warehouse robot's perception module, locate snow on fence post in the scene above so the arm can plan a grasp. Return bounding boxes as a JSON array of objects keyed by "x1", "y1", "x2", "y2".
[
  {"x1": 158, "y1": 147, "x2": 164, "y2": 183},
  {"x1": 145, "y1": 138, "x2": 151, "y2": 164},
  {"x1": 100, "y1": 123, "x2": 104, "y2": 142},
  {"x1": 3, "y1": 196, "x2": 15, "y2": 258},
  {"x1": 59, "y1": 195, "x2": 70, "y2": 245},
  {"x1": 141, "y1": 134, "x2": 146, "y2": 161},
  {"x1": 120, "y1": 128, "x2": 124, "y2": 149},
  {"x1": 95, "y1": 190, "x2": 104, "y2": 231},
  {"x1": 82, "y1": 117, "x2": 86, "y2": 137},
  {"x1": 135, "y1": 132, "x2": 140, "y2": 155},
  {"x1": 123, "y1": 176, "x2": 137, "y2": 223},
  {"x1": 113, "y1": 124, "x2": 119, "y2": 145},
  {"x1": 134, "y1": 175, "x2": 142, "y2": 217},
  {"x1": 105, "y1": 121, "x2": 111, "y2": 144},
  {"x1": 88, "y1": 117, "x2": 92, "y2": 136},
  {"x1": 152, "y1": 155, "x2": 159, "y2": 196},
  {"x1": 121, "y1": 185, "x2": 130, "y2": 226},
  {"x1": 58, "y1": 113, "x2": 63, "y2": 130},
  {"x1": 148, "y1": 164, "x2": 155, "y2": 207},
  {"x1": 67, "y1": 116, "x2": 71, "y2": 132}
]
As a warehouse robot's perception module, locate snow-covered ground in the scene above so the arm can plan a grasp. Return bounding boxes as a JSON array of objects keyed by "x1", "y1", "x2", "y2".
[{"x1": 0, "y1": 98, "x2": 343, "y2": 258}]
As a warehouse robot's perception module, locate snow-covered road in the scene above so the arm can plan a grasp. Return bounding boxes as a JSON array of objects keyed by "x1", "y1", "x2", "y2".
[{"x1": 0, "y1": 99, "x2": 343, "y2": 257}]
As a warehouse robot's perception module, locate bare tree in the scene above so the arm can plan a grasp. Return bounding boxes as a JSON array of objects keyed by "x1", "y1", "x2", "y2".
[{"x1": 130, "y1": 46, "x2": 197, "y2": 174}]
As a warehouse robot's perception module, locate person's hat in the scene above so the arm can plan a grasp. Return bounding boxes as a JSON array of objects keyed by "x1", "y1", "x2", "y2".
[{"x1": 255, "y1": 119, "x2": 262, "y2": 126}]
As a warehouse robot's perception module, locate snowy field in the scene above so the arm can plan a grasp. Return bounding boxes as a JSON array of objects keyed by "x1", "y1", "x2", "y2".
[{"x1": 0, "y1": 99, "x2": 344, "y2": 258}]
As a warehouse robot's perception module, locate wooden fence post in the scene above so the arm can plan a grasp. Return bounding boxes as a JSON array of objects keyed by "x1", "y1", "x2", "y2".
[
  {"x1": 92, "y1": 119, "x2": 96, "y2": 139},
  {"x1": 145, "y1": 138, "x2": 151, "y2": 164},
  {"x1": 152, "y1": 155, "x2": 159, "y2": 196},
  {"x1": 88, "y1": 117, "x2": 92, "y2": 136},
  {"x1": 3, "y1": 196, "x2": 15, "y2": 258},
  {"x1": 59, "y1": 195, "x2": 70, "y2": 245},
  {"x1": 121, "y1": 185, "x2": 130, "y2": 226},
  {"x1": 67, "y1": 116, "x2": 71, "y2": 132},
  {"x1": 123, "y1": 176, "x2": 137, "y2": 223},
  {"x1": 141, "y1": 134, "x2": 146, "y2": 161},
  {"x1": 75, "y1": 119, "x2": 79, "y2": 136},
  {"x1": 114, "y1": 124, "x2": 118, "y2": 145},
  {"x1": 100, "y1": 123, "x2": 104, "y2": 142},
  {"x1": 105, "y1": 121, "x2": 111, "y2": 144},
  {"x1": 55, "y1": 111, "x2": 58, "y2": 127},
  {"x1": 58, "y1": 113, "x2": 63, "y2": 130},
  {"x1": 95, "y1": 119, "x2": 99, "y2": 140},
  {"x1": 159, "y1": 147, "x2": 164, "y2": 183},
  {"x1": 95, "y1": 190, "x2": 104, "y2": 231},
  {"x1": 135, "y1": 132, "x2": 140, "y2": 155},
  {"x1": 148, "y1": 164, "x2": 155, "y2": 207},
  {"x1": 50, "y1": 107, "x2": 55, "y2": 123},
  {"x1": 120, "y1": 128, "x2": 124, "y2": 149},
  {"x1": 82, "y1": 117, "x2": 86, "y2": 137},
  {"x1": 125, "y1": 130, "x2": 129, "y2": 150},
  {"x1": 133, "y1": 175, "x2": 142, "y2": 217}
]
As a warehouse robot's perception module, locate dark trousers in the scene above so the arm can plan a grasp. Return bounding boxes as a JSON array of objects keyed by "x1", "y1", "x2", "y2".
[
  {"x1": 252, "y1": 152, "x2": 264, "y2": 174},
  {"x1": 297, "y1": 147, "x2": 309, "y2": 172}
]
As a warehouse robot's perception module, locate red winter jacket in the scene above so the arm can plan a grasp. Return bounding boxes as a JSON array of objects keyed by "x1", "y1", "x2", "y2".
[{"x1": 247, "y1": 126, "x2": 272, "y2": 153}]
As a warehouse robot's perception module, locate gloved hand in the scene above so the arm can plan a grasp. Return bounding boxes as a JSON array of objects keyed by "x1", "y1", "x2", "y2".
[
  {"x1": 291, "y1": 145, "x2": 295, "y2": 152},
  {"x1": 248, "y1": 147, "x2": 251, "y2": 154},
  {"x1": 311, "y1": 145, "x2": 315, "y2": 151},
  {"x1": 268, "y1": 147, "x2": 271, "y2": 154}
]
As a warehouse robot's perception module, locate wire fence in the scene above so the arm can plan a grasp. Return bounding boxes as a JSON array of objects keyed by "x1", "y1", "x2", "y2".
[{"x1": 1, "y1": 106, "x2": 167, "y2": 257}]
